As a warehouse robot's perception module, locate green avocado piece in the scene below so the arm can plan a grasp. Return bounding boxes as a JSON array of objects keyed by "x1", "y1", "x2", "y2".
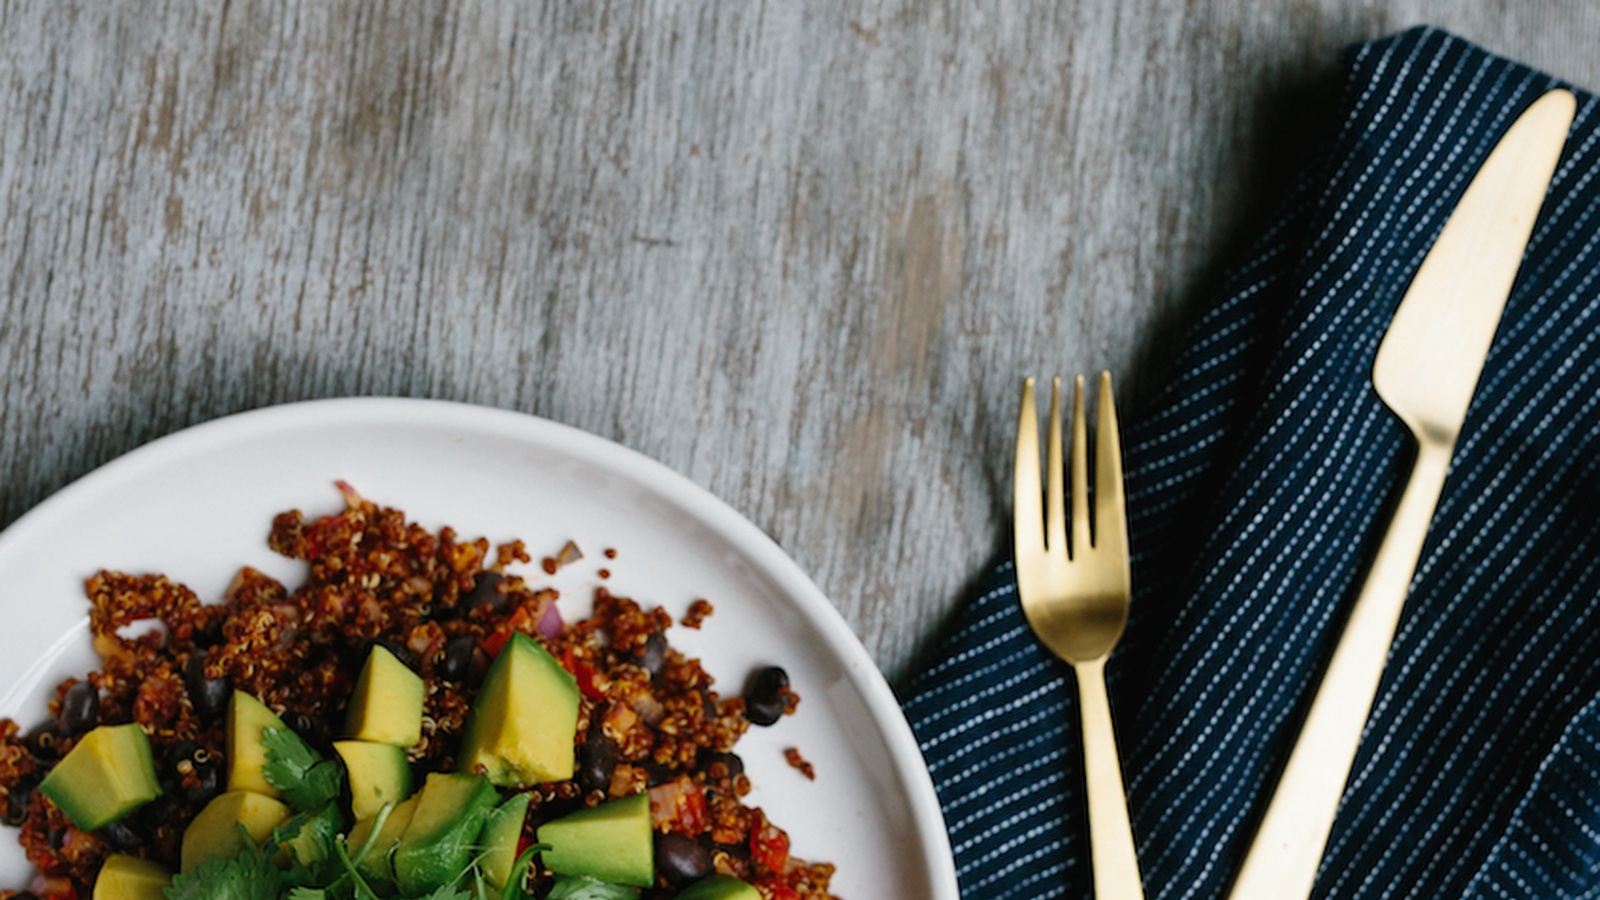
[
  {"x1": 459, "y1": 633, "x2": 579, "y2": 786},
  {"x1": 478, "y1": 791, "x2": 531, "y2": 889},
  {"x1": 675, "y1": 874, "x2": 762, "y2": 900},
  {"x1": 545, "y1": 876, "x2": 640, "y2": 899},
  {"x1": 536, "y1": 792, "x2": 654, "y2": 888},
  {"x1": 226, "y1": 691, "x2": 289, "y2": 797},
  {"x1": 38, "y1": 723, "x2": 161, "y2": 831},
  {"x1": 333, "y1": 739, "x2": 413, "y2": 821},
  {"x1": 345, "y1": 793, "x2": 420, "y2": 889},
  {"x1": 343, "y1": 645, "x2": 425, "y2": 746},
  {"x1": 180, "y1": 790, "x2": 290, "y2": 872},
  {"x1": 92, "y1": 854, "x2": 171, "y2": 900},
  {"x1": 392, "y1": 771, "x2": 499, "y2": 895}
]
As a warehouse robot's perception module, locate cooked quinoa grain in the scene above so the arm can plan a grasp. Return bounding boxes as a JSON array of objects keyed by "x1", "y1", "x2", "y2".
[{"x1": 0, "y1": 488, "x2": 838, "y2": 900}]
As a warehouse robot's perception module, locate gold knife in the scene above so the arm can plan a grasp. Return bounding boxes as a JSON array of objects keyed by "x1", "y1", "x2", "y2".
[{"x1": 1226, "y1": 88, "x2": 1577, "y2": 900}]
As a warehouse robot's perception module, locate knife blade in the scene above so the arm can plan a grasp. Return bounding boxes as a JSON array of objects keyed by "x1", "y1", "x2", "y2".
[{"x1": 1225, "y1": 88, "x2": 1577, "y2": 900}]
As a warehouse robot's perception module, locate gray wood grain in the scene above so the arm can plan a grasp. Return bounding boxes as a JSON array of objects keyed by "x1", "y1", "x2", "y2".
[{"x1": 5, "y1": 1, "x2": 1600, "y2": 688}]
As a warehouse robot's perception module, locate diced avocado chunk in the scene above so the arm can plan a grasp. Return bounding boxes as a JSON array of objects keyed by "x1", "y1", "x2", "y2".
[
  {"x1": 345, "y1": 793, "x2": 420, "y2": 889},
  {"x1": 392, "y1": 772, "x2": 499, "y2": 896},
  {"x1": 459, "y1": 633, "x2": 579, "y2": 786},
  {"x1": 38, "y1": 723, "x2": 161, "y2": 831},
  {"x1": 537, "y1": 792, "x2": 653, "y2": 888},
  {"x1": 478, "y1": 791, "x2": 531, "y2": 889},
  {"x1": 546, "y1": 875, "x2": 640, "y2": 899},
  {"x1": 333, "y1": 740, "x2": 413, "y2": 821},
  {"x1": 180, "y1": 790, "x2": 290, "y2": 872},
  {"x1": 93, "y1": 853, "x2": 171, "y2": 900},
  {"x1": 226, "y1": 691, "x2": 288, "y2": 797},
  {"x1": 343, "y1": 645, "x2": 425, "y2": 746},
  {"x1": 676, "y1": 874, "x2": 761, "y2": 900}
]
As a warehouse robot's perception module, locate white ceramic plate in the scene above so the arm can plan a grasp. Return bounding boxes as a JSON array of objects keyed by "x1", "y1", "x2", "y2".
[{"x1": 0, "y1": 398, "x2": 959, "y2": 898}]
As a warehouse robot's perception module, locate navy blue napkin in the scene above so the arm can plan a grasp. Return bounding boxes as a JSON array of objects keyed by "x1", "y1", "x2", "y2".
[{"x1": 904, "y1": 26, "x2": 1600, "y2": 900}]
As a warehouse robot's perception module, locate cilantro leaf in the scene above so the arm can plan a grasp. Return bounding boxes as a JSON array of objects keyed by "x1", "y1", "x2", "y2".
[
  {"x1": 164, "y1": 830, "x2": 289, "y2": 900},
  {"x1": 262, "y1": 726, "x2": 345, "y2": 812}
]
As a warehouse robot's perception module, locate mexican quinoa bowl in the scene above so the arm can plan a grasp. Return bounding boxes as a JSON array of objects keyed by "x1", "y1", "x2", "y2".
[{"x1": 0, "y1": 486, "x2": 837, "y2": 900}]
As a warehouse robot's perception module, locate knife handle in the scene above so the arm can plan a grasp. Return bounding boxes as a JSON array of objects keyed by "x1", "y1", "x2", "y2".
[{"x1": 1226, "y1": 442, "x2": 1453, "y2": 900}]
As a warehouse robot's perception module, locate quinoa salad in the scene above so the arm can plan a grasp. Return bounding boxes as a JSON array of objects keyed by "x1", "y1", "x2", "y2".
[{"x1": 0, "y1": 485, "x2": 838, "y2": 900}]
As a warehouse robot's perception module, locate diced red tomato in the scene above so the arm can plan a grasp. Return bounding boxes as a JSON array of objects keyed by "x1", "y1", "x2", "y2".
[
  {"x1": 482, "y1": 603, "x2": 545, "y2": 660},
  {"x1": 481, "y1": 629, "x2": 511, "y2": 659},
  {"x1": 749, "y1": 812, "x2": 789, "y2": 873},
  {"x1": 759, "y1": 879, "x2": 801, "y2": 900},
  {"x1": 648, "y1": 775, "x2": 709, "y2": 835},
  {"x1": 559, "y1": 647, "x2": 605, "y2": 700}
]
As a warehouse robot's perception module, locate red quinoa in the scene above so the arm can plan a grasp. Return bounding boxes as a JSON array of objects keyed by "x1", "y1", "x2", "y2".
[
  {"x1": 682, "y1": 600, "x2": 715, "y2": 631},
  {"x1": 783, "y1": 748, "x2": 816, "y2": 782},
  {"x1": 0, "y1": 489, "x2": 838, "y2": 900}
]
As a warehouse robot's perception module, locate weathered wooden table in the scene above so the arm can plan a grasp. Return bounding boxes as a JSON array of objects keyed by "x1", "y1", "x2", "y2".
[{"x1": 5, "y1": 2, "x2": 1600, "y2": 688}]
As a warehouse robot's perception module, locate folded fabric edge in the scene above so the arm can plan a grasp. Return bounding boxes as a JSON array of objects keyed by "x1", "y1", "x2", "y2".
[{"x1": 1464, "y1": 688, "x2": 1600, "y2": 898}]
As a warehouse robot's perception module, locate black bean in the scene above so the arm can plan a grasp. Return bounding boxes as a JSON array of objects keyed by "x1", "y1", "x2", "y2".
[
  {"x1": 284, "y1": 712, "x2": 318, "y2": 742},
  {"x1": 638, "y1": 758, "x2": 673, "y2": 787},
  {"x1": 191, "y1": 620, "x2": 224, "y2": 647},
  {"x1": 742, "y1": 666, "x2": 789, "y2": 727},
  {"x1": 169, "y1": 740, "x2": 200, "y2": 769},
  {"x1": 182, "y1": 759, "x2": 221, "y2": 805},
  {"x1": 467, "y1": 644, "x2": 491, "y2": 687},
  {"x1": 635, "y1": 630, "x2": 667, "y2": 677},
  {"x1": 438, "y1": 635, "x2": 478, "y2": 683},
  {"x1": 715, "y1": 841, "x2": 753, "y2": 868},
  {"x1": 464, "y1": 572, "x2": 508, "y2": 613},
  {"x1": 3, "y1": 780, "x2": 34, "y2": 826},
  {"x1": 185, "y1": 654, "x2": 230, "y2": 722},
  {"x1": 576, "y1": 729, "x2": 620, "y2": 793},
  {"x1": 136, "y1": 791, "x2": 179, "y2": 832},
  {"x1": 98, "y1": 818, "x2": 143, "y2": 851},
  {"x1": 284, "y1": 711, "x2": 333, "y2": 755},
  {"x1": 58, "y1": 681, "x2": 100, "y2": 737},
  {"x1": 697, "y1": 751, "x2": 744, "y2": 779},
  {"x1": 373, "y1": 638, "x2": 419, "y2": 672},
  {"x1": 23, "y1": 724, "x2": 61, "y2": 760},
  {"x1": 655, "y1": 832, "x2": 712, "y2": 885},
  {"x1": 344, "y1": 639, "x2": 375, "y2": 669},
  {"x1": 350, "y1": 637, "x2": 418, "y2": 672}
]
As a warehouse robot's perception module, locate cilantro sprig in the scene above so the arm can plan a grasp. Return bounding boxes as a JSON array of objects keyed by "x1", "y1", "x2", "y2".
[
  {"x1": 262, "y1": 727, "x2": 345, "y2": 812},
  {"x1": 162, "y1": 727, "x2": 547, "y2": 900},
  {"x1": 165, "y1": 826, "x2": 291, "y2": 900}
]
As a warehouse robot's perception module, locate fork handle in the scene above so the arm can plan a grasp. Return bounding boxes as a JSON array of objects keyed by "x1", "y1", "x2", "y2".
[
  {"x1": 1076, "y1": 656, "x2": 1145, "y2": 900},
  {"x1": 1227, "y1": 442, "x2": 1454, "y2": 900}
]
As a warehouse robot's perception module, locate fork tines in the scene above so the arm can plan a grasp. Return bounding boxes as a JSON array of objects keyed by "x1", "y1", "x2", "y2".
[{"x1": 1015, "y1": 372, "x2": 1127, "y2": 564}]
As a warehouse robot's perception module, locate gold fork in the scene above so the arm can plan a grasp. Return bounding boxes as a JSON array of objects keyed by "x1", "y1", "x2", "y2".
[{"x1": 1015, "y1": 373, "x2": 1143, "y2": 899}]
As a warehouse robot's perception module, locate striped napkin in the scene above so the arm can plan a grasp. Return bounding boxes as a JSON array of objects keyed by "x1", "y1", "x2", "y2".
[{"x1": 904, "y1": 26, "x2": 1600, "y2": 900}]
